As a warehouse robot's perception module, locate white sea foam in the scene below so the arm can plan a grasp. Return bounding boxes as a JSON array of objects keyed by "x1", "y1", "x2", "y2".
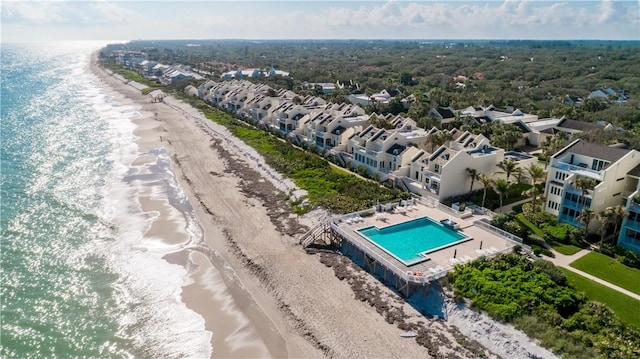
[{"x1": 62, "y1": 55, "x2": 213, "y2": 356}]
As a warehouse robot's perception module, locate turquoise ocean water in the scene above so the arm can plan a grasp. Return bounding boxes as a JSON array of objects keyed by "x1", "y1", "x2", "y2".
[{"x1": 1, "y1": 42, "x2": 210, "y2": 358}]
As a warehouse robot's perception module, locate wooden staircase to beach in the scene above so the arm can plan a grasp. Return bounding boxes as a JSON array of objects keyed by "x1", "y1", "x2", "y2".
[{"x1": 300, "y1": 220, "x2": 331, "y2": 248}]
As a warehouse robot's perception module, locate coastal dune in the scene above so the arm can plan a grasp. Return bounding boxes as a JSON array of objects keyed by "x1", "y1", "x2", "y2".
[{"x1": 92, "y1": 57, "x2": 556, "y2": 359}]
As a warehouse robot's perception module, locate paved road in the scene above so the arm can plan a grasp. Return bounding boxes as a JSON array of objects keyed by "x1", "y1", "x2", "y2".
[{"x1": 543, "y1": 249, "x2": 640, "y2": 301}]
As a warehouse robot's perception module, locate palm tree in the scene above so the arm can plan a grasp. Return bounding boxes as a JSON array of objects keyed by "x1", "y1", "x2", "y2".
[
  {"x1": 574, "y1": 176, "x2": 596, "y2": 211},
  {"x1": 425, "y1": 130, "x2": 453, "y2": 152},
  {"x1": 491, "y1": 178, "x2": 510, "y2": 212},
  {"x1": 526, "y1": 164, "x2": 546, "y2": 209},
  {"x1": 541, "y1": 136, "x2": 554, "y2": 170},
  {"x1": 541, "y1": 132, "x2": 570, "y2": 169},
  {"x1": 496, "y1": 159, "x2": 521, "y2": 183},
  {"x1": 479, "y1": 174, "x2": 492, "y2": 209},
  {"x1": 608, "y1": 205, "x2": 627, "y2": 243},
  {"x1": 466, "y1": 168, "x2": 479, "y2": 193},
  {"x1": 597, "y1": 209, "x2": 613, "y2": 248},
  {"x1": 579, "y1": 208, "x2": 595, "y2": 240}
]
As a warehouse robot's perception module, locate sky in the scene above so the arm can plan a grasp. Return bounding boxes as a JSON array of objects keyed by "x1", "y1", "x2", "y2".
[{"x1": 1, "y1": 0, "x2": 639, "y2": 42}]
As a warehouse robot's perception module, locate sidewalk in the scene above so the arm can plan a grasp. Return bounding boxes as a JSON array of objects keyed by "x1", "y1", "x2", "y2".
[{"x1": 543, "y1": 249, "x2": 640, "y2": 301}]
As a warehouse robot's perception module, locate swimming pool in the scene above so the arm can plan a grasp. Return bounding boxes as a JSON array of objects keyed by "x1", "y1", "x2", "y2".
[{"x1": 357, "y1": 217, "x2": 471, "y2": 266}]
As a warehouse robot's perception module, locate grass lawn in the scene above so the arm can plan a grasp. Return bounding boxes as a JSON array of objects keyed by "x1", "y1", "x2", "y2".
[
  {"x1": 515, "y1": 214, "x2": 582, "y2": 255},
  {"x1": 550, "y1": 242, "x2": 582, "y2": 256},
  {"x1": 516, "y1": 213, "x2": 545, "y2": 236},
  {"x1": 570, "y1": 252, "x2": 640, "y2": 295},
  {"x1": 560, "y1": 268, "x2": 640, "y2": 329}
]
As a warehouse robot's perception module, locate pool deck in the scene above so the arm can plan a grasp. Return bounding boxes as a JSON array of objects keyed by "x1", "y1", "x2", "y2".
[{"x1": 331, "y1": 201, "x2": 519, "y2": 284}]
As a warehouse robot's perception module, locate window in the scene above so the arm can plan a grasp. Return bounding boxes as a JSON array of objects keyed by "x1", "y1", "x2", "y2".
[
  {"x1": 555, "y1": 171, "x2": 568, "y2": 181},
  {"x1": 592, "y1": 159, "x2": 607, "y2": 171}
]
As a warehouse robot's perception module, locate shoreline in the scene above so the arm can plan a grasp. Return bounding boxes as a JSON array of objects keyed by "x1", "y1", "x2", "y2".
[
  {"x1": 91, "y1": 56, "x2": 557, "y2": 359},
  {"x1": 91, "y1": 60, "x2": 309, "y2": 358}
]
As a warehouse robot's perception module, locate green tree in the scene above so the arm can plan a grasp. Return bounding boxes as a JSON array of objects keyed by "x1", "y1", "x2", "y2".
[
  {"x1": 574, "y1": 176, "x2": 596, "y2": 211},
  {"x1": 597, "y1": 209, "x2": 613, "y2": 248},
  {"x1": 608, "y1": 205, "x2": 627, "y2": 244},
  {"x1": 579, "y1": 208, "x2": 595, "y2": 239},
  {"x1": 496, "y1": 159, "x2": 521, "y2": 183},
  {"x1": 466, "y1": 168, "x2": 479, "y2": 193},
  {"x1": 491, "y1": 178, "x2": 510, "y2": 212},
  {"x1": 526, "y1": 164, "x2": 546, "y2": 209},
  {"x1": 424, "y1": 130, "x2": 453, "y2": 152},
  {"x1": 479, "y1": 174, "x2": 492, "y2": 209}
]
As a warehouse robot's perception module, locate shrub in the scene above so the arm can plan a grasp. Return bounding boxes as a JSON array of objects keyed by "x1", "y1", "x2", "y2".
[
  {"x1": 527, "y1": 234, "x2": 548, "y2": 248},
  {"x1": 542, "y1": 222, "x2": 577, "y2": 242},
  {"x1": 490, "y1": 213, "x2": 510, "y2": 228},
  {"x1": 504, "y1": 220, "x2": 526, "y2": 238},
  {"x1": 522, "y1": 203, "x2": 556, "y2": 227},
  {"x1": 532, "y1": 259, "x2": 568, "y2": 286},
  {"x1": 598, "y1": 243, "x2": 617, "y2": 258}
]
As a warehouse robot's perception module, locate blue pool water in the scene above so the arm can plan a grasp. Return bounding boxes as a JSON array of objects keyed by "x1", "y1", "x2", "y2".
[{"x1": 358, "y1": 217, "x2": 469, "y2": 265}]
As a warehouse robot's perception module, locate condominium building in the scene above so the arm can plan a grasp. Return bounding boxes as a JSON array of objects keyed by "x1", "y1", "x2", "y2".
[{"x1": 544, "y1": 139, "x2": 640, "y2": 234}]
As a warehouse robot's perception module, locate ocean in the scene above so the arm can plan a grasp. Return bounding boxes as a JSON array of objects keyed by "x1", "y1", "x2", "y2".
[{"x1": 1, "y1": 42, "x2": 211, "y2": 358}]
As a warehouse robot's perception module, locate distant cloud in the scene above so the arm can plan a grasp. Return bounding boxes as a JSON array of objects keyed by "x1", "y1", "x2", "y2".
[
  {"x1": 1, "y1": 0, "x2": 134, "y2": 26},
  {"x1": 2, "y1": 2, "x2": 67, "y2": 24},
  {"x1": 309, "y1": 0, "x2": 639, "y2": 39},
  {"x1": 1, "y1": 0, "x2": 638, "y2": 42},
  {"x1": 598, "y1": 0, "x2": 626, "y2": 24}
]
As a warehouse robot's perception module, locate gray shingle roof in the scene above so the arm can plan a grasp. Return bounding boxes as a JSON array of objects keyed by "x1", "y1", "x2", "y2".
[
  {"x1": 557, "y1": 118, "x2": 602, "y2": 131},
  {"x1": 558, "y1": 139, "x2": 630, "y2": 163}
]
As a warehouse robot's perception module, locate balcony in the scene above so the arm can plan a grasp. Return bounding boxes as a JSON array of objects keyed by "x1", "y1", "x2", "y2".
[
  {"x1": 562, "y1": 199, "x2": 585, "y2": 211},
  {"x1": 423, "y1": 169, "x2": 441, "y2": 182},
  {"x1": 618, "y1": 235, "x2": 640, "y2": 253},
  {"x1": 552, "y1": 161, "x2": 603, "y2": 180},
  {"x1": 564, "y1": 185, "x2": 594, "y2": 197},
  {"x1": 622, "y1": 218, "x2": 640, "y2": 231}
]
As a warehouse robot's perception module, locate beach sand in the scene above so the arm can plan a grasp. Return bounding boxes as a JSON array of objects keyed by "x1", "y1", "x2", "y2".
[{"x1": 91, "y1": 56, "x2": 557, "y2": 359}]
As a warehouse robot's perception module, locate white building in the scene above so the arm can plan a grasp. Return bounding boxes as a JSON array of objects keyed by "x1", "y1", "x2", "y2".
[{"x1": 544, "y1": 139, "x2": 640, "y2": 232}]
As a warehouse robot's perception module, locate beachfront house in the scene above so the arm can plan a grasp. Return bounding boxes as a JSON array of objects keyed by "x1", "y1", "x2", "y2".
[
  {"x1": 398, "y1": 130, "x2": 537, "y2": 200},
  {"x1": 198, "y1": 80, "x2": 218, "y2": 98},
  {"x1": 344, "y1": 117, "x2": 430, "y2": 180},
  {"x1": 543, "y1": 139, "x2": 640, "y2": 232}
]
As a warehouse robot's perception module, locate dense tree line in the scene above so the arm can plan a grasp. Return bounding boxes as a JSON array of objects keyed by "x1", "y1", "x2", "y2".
[{"x1": 111, "y1": 39, "x2": 639, "y2": 145}]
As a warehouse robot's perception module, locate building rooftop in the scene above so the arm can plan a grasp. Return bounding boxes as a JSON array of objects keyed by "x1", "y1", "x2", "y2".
[
  {"x1": 557, "y1": 118, "x2": 603, "y2": 131},
  {"x1": 557, "y1": 139, "x2": 630, "y2": 164}
]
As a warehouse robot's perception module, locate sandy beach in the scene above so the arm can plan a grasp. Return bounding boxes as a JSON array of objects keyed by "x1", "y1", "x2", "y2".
[{"x1": 91, "y1": 56, "x2": 557, "y2": 359}]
